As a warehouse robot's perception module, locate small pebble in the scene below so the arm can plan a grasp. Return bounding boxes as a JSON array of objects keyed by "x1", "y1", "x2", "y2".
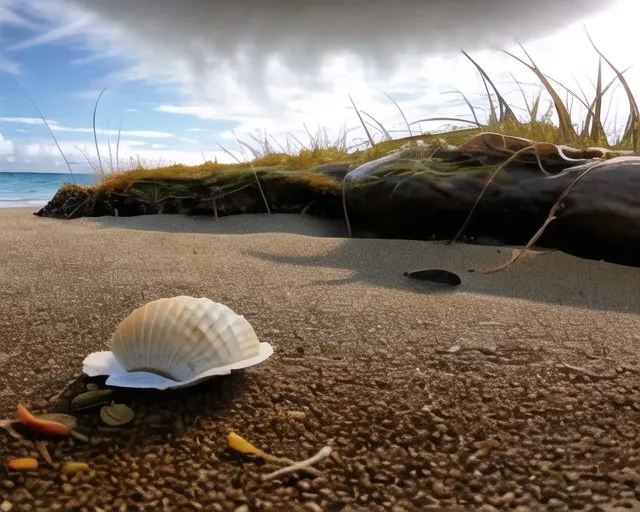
[
  {"x1": 547, "y1": 498, "x2": 566, "y2": 509},
  {"x1": 287, "y1": 411, "x2": 306, "y2": 420},
  {"x1": 0, "y1": 501, "x2": 12, "y2": 512}
]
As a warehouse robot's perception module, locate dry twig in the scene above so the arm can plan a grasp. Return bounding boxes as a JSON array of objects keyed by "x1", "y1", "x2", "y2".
[{"x1": 261, "y1": 446, "x2": 333, "y2": 481}]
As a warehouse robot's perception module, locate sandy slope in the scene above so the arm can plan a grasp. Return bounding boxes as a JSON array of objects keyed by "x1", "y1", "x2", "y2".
[{"x1": 0, "y1": 208, "x2": 639, "y2": 511}]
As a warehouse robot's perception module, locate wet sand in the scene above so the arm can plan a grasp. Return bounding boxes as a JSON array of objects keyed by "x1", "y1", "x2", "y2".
[{"x1": 0, "y1": 207, "x2": 639, "y2": 511}]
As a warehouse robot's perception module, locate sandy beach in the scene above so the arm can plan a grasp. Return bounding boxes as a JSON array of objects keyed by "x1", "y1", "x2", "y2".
[{"x1": 1, "y1": 207, "x2": 639, "y2": 511}]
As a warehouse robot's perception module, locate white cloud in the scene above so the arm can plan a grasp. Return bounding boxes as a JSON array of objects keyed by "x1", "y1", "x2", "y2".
[
  {"x1": 0, "y1": 135, "x2": 230, "y2": 173},
  {"x1": 7, "y1": 14, "x2": 94, "y2": 51},
  {"x1": 0, "y1": 117, "x2": 175, "y2": 138},
  {"x1": 0, "y1": 132, "x2": 13, "y2": 156},
  {"x1": 176, "y1": 137, "x2": 198, "y2": 145}
]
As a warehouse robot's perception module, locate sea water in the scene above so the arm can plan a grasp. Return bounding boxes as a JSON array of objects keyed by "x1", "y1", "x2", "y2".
[{"x1": 0, "y1": 172, "x2": 97, "y2": 208}]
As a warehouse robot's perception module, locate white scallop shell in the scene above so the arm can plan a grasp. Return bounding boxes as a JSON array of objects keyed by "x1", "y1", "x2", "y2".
[{"x1": 109, "y1": 296, "x2": 262, "y2": 382}]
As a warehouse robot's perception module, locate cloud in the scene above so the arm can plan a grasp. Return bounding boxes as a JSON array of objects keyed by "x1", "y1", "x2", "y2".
[
  {"x1": 0, "y1": 133, "x2": 234, "y2": 173},
  {"x1": 0, "y1": 117, "x2": 175, "y2": 138},
  {"x1": 0, "y1": 132, "x2": 13, "y2": 156},
  {"x1": 15, "y1": 0, "x2": 617, "y2": 98},
  {"x1": 7, "y1": 14, "x2": 94, "y2": 51}
]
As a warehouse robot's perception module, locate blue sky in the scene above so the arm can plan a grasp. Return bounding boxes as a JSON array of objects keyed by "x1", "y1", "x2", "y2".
[{"x1": 0, "y1": 0, "x2": 638, "y2": 173}]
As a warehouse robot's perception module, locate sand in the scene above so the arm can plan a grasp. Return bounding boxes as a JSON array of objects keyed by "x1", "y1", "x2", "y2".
[{"x1": 0, "y1": 207, "x2": 639, "y2": 511}]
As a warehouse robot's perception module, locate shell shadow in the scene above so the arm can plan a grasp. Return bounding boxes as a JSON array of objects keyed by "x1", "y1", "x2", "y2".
[
  {"x1": 31, "y1": 370, "x2": 253, "y2": 447},
  {"x1": 244, "y1": 237, "x2": 640, "y2": 314}
]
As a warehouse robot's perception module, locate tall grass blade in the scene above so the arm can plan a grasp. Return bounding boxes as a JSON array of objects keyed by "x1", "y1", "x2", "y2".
[
  {"x1": 503, "y1": 46, "x2": 577, "y2": 141},
  {"x1": 75, "y1": 145, "x2": 98, "y2": 173},
  {"x1": 590, "y1": 57, "x2": 603, "y2": 143},
  {"x1": 107, "y1": 120, "x2": 114, "y2": 173},
  {"x1": 380, "y1": 91, "x2": 413, "y2": 137},
  {"x1": 530, "y1": 89, "x2": 542, "y2": 122},
  {"x1": 585, "y1": 30, "x2": 639, "y2": 151},
  {"x1": 360, "y1": 110, "x2": 392, "y2": 140},
  {"x1": 28, "y1": 96, "x2": 76, "y2": 183},
  {"x1": 442, "y1": 88, "x2": 481, "y2": 125},
  {"x1": 92, "y1": 88, "x2": 107, "y2": 174},
  {"x1": 348, "y1": 94, "x2": 376, "y2": 148},
  {"x1": 115, "y1": 118, "x2": 123, "y2": 172},
  {"x1": 462, "y1": 51, "x2": 518, "y2": 122}
]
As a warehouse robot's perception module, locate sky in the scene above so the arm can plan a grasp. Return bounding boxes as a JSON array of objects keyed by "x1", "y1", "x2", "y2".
[{"x1": 0, "y1": 0, "x2": 637, "y2": 173}]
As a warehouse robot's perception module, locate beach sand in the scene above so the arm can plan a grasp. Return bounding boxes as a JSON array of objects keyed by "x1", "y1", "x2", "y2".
[{"x1": 0, "y1": 207, "x2": 639, "y2": 511}]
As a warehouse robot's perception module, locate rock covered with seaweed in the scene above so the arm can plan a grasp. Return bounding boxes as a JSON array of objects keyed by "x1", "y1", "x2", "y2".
[
  {"x1": 35, "y1": 132, "x2": 640, "y2": 268},
  {"x1": 342, "y1": 133, "x2": 640, "y2": 266}
]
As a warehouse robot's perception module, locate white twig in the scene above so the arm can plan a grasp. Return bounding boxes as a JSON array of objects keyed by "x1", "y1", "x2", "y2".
[{"x1": 261, "y1": 446, "x2": 333, "y2": 481}]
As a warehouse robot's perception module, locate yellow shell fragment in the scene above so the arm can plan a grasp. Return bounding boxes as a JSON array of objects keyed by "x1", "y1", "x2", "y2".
[
  {"x1": 99, "y1": 403, "x2": 135, "y2": 426},
  {"x1": 226, "y1": 432, "x2": 290, "y2": 464},
  {"x1": 62, "y1": 462, "x2": 89, "y2": 474},
  {"x1": 7, "y1": 457, "x2": 38, "y2": 471}
]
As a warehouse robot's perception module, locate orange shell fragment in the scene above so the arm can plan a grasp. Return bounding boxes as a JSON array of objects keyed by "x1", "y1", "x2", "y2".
[
  {"x1": 7, "y1": 457, "x2": 38, "y2": 471},
  {"x1": 17, "y1": 404, "x2": 71, "y2": 436}
]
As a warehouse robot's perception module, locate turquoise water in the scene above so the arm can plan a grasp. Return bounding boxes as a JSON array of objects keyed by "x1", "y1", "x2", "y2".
[{"x1": 0, "y1": 172, "x2": 97, "y2": 208}]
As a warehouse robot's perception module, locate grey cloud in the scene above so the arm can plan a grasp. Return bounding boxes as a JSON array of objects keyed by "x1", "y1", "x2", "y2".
[{"x1": 56, "y1": 0, "x2": 613, "y2": 94}]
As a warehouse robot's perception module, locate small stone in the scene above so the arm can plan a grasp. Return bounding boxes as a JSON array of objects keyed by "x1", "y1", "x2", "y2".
[
  {"x1": 501, "y1": 492, "x2": 516, "y2": 504},
  {"x1": 233, "y1": 506, "x2": 249, "y2": 512},
  {"x1": 61, "y1": 483, "x2": 73, "y2": 494},
  {"x1": 2, "y1": 481, "x2": 14, "y2": 489},
  {"x1": 547, "y1": 498, "x2": 565, "y2": 509},
  {"x1": 432, "y1": 481, "x2": 449, "y2": 498},
  {"x1": 297, "y1": 480, "x2": 312, "y2": 491},
  {"x1": 0, "y1": 501, "x2": 12, "y2": 512},
  {"x1": 612, "y1": 393, "x2": 626, "y2": 405},
  {"x1": 287, "y1": 411, "x2": 306, "y2": 421},
  {"x1": 564, "y1": 471, "x2": 580, "y2": 482},
  {"x1": 304, "y1": 503, "x2": 323, "y2": 512}
]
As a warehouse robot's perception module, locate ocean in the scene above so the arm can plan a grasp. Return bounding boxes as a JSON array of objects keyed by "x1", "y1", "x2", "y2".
[{"x1": 0, "y1": 172, "x2": 98, "y2": 208}]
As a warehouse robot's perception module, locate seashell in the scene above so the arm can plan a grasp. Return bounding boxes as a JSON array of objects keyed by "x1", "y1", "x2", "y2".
[
  {"x1": 36, "y1": 414, "x2": 77, "y2": 431},
  {"x1": 110, "y1": 296, "x2": 263, "y2": 382},
  {"x1": 70, "y1": 390, "x2": 114, "y2": 411},
  {"x1": 100, "y1": 403, "x2": 135, "y2": 426}
]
